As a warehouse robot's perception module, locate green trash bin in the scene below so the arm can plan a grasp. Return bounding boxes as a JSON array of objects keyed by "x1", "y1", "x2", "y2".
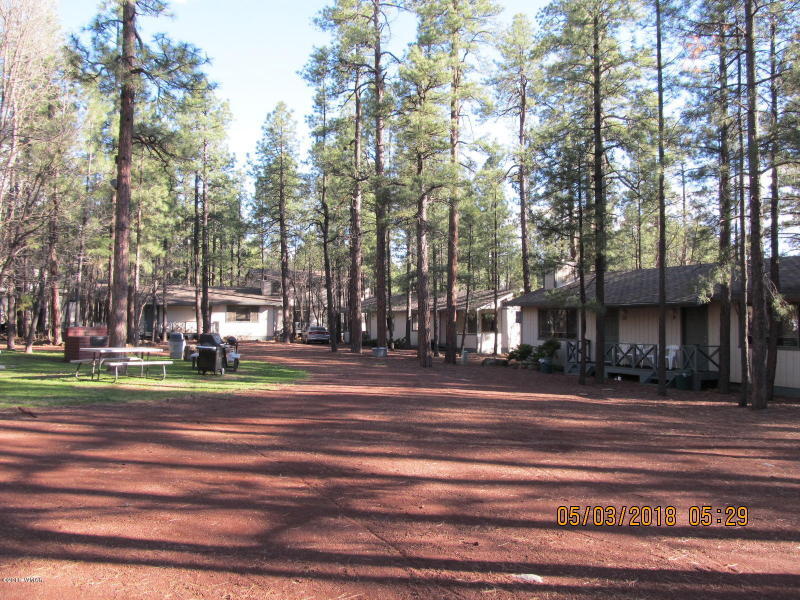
[
  {"x1": 539, "y1": 358, "x2": 553, "y2": 374},
  {"x1": 676, "y1": 369, "x2": 693, "y2": 390}
]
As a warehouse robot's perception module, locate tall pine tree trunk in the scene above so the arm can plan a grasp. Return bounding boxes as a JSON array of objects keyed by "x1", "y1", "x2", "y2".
[
  {"x1": 737, "y1": 36, "x2": 750, "y2": 407},
  {"x1": 432, "y1": 242, "x2": 440, "y2": 357},
  {"x1": 109, "y1": 0, "x2": 136, "y2": 348},
  {"x1": 48, "y1": 201, "x2": 62, "y2": 345},
  {"x1": 518, "y1": 77, "x2": 531, "y2": 294},
  {"x1": 130, "y1": 195, "x2": 143, "y2": 341},
  {"x1": 279, "y1": 142, "x2": 291, "y2": 343},
  {"x1": 460, "y1": 225, "x2": 473, "y2": 354},
  {"x1": 201, "y1": 141, "x2": 211, "y2": 334},
  {"x1": 416, "y1": 155, "x2": 432, "y2": 368},
  {"x1": 348, "y1": 72, "x2": 363, "y2": 353},
  {"x1": 592, "y1": 15, "x2": 606, "y2": 385},
  {"x1": 106, "y1": 199, "x2": 114, "y2": 333},
  {"x1": 387, "y1": 226, "x2": 394, "y2": 345},
  {"x1": 373, "y1": 0, "x2": 388, "y2": 350},
  {"x1": 492, "y1": 189, "x2": 499, "y2": 357},
  {"x1": 193, "y1": 172, "x2": 201, "y2": 334},
  {"x1": 578, "y1": 162, "x2": 587, "y2": 385},
  {"x1": 745, "y1": 0, "x2": 768, "y2": 409},
  {"x1": 766, "y1": 18, "x2": 780, "y2": 403},
  {"x1": 656, "y1": 0, "x2": 667, "y2": 396},
  {"x1": 718, "y1": 23, "x2": 732, "y2": 394},
  {"x1": 405, "y1": 230, "x2": 412, "y2": 345},
  {"x1": 445, "y1": 49, "x2": 461, "y2": 364}
]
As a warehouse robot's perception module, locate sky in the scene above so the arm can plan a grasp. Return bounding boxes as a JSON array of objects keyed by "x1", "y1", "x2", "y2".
[{"x1": 57, "y1": 0, "x2": 547, "y2": 166}]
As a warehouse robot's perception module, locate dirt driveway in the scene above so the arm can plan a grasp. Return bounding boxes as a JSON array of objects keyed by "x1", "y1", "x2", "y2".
[{"x1": 0, "y1": 343, "x2": 798, "y2": 599}]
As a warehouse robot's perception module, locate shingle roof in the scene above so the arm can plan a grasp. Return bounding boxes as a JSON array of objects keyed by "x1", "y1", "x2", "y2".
[
  {"x1": 362, "y1": 289, "x2": 516, "y2": 312},
  {"x1": 509, "y1": 257, "x2": 800, "y2": 308},
  {"x1": 737, "y1": 256, "x2": 800, "y2": 302},
  {"x1": 157, "y1": 285, "x2": 283, "y2": 307}
]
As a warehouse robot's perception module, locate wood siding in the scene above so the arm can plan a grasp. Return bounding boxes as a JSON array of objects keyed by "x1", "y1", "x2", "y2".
[{"x1": 521, "y1": 301, "x2": 800, "y2": 390}]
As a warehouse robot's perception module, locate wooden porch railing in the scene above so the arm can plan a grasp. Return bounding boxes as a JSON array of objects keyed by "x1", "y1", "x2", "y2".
[
  {"x1": 565, "y1": 339, "x2": 591, "y2": 364},
  {"x1": 604, "y1": 343, "x2": 658, "y2": 369},
  {"x1": 565, "y1": 340, "x2": 721, "y2": 372}
]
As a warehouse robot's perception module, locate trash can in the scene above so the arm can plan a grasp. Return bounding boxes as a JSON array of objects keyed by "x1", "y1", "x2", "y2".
[
  {"x1": 64, "y1": 326, "x2": 107, "y2": 362},
  {"x1": 676, "y1": 369, "x2": 693, "y2": 390},
  {"x1": 168, "y1": 332, "x2": 186, "y2": 359},
  {"x1": 539, "y1": 358, "x2": 553, "y2": 374},
  {"x1": 460, "y1": 350, "x2": 470, "y2": 365},
  {"x1": 372, "y1": 346, "x2": 388, "y2": 358}
]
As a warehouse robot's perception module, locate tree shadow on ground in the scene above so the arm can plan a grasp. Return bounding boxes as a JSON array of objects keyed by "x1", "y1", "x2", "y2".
[{"x1": 0, "y1": 342, "x2": 798, "y2": 599}]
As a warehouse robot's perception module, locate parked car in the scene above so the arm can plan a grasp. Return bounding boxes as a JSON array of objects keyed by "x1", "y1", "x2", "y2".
[{"x1": 301, "y1": 326, "x2": 330, "y2": 344}]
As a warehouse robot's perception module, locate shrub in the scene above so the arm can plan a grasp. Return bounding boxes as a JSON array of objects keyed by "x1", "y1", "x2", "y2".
[
  {"x1": 393, "y1": 337, "x2": 409, "y2": 350},
  {"x1": 508, "y1": 343, "x2": 534, "y2": 362},
  {"x1": 539, "y1": 338, "x2": 561, "y2": 359}
]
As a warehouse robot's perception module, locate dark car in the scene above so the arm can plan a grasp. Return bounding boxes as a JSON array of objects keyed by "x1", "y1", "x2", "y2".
[{"x1": 301, "y1": 326, "x2": 330, "y2": 344}]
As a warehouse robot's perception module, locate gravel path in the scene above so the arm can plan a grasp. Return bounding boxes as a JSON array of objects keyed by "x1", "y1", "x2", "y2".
[{"x1": 0, "y1": 342, "x2": 798, "y2": 599}]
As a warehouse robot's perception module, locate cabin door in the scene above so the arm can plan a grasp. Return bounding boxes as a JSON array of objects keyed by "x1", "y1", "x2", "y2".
[
  {"x1": 605, "y1": 308, "x2": 619, "y2": 345},
  {"x1": 682, "y1": 306, "x2": 709, "y2": 370}
]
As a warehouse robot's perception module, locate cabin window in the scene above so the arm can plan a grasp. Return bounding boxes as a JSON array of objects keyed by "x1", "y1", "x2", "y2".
[
  {"x1": 777, "y1": 305, "x2": 800, "y2": 348},
  {"x1": 465, "y1": 312, "x2": 478, "y2": 334},
  {"x1": 227, "y1": 306, "x2": 259, "y2": 323},
  {"x1": 411, "y1": 311, "x2": 419, "y2": 331},
  {"x1": 480, "y1": 312, "x2": 497, "y2": 332},
  {"x1": 515, "y1": 310, "x2": 523, "y2": 324},
  {"x1": 538, "y1": 308, "x2": 577, "y2": 339},
  {"x1": 271, "y1": 281, "x2": 280, "y2": 295}
]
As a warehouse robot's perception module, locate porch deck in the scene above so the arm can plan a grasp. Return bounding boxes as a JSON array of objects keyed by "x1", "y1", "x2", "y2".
[{"x1": 565, "y1": 341, "x2": 720, "y2": 391}]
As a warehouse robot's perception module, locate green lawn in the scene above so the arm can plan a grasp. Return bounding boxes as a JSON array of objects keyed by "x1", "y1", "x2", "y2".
[{"x1": 0, "y1": 350, "x2": 305, "y2": 409}]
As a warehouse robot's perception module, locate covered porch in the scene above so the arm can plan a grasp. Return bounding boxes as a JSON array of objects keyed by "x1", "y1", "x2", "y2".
[{"x1": 565, "y1": 340, "x2": 721, "y2": 390}]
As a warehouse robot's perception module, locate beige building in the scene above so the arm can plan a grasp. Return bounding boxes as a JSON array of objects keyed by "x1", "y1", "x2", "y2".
[
  {"x1": 144, "y1": 285, "x2": 283, "y2": 340},
  {"x1": 508, "y1": 260, "x2": 800, "y2": 394},
  {"x1": 362, "y1": 289, "x2": 521, "y2": 354}
]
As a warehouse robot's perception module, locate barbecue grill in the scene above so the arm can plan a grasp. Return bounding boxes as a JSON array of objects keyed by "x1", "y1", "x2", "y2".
[{"x1": 195, "y1": 333, "x2": 239, "y2": 375}]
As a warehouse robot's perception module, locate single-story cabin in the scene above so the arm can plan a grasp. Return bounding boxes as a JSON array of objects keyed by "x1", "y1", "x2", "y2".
[
  {"x1": 507, "y1": 259, "x2": 800, "y2": 394},
  {"x1": 144, "y1": 285, "x2": 283, "y2": 341},
  {"x1": 362, "y1": 289, "x2": 521, "y2": 354}
]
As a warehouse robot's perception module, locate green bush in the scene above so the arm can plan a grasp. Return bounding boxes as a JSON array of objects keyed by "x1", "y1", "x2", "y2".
[
  {"x1": 539, "y1": 338, "x2": 561, "y2": 358},
  {"x1": 508, "y1": 343, "x2": 534, "y2": 362},
  {"x1": 393, "y1": 337, "x2": 410, "y2": 350}
]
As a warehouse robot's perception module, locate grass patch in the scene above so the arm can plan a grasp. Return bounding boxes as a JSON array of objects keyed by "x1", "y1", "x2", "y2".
[{"x1": 0, "y1": 350, "x2": 305, "y2": 409}]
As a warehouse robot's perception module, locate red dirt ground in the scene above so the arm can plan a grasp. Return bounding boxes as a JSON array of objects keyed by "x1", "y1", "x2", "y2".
[{"x1": 0, "y1": 342, "x2": 798, "y2": 600}]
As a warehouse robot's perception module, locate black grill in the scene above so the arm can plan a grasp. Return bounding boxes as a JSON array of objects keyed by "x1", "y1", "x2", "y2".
[
  {"x1": 196, "y1": 345, "x2": 225, "y2": 375},
  {"x1": 196, "y1": 333, "x2": 232, "y2": 375}
]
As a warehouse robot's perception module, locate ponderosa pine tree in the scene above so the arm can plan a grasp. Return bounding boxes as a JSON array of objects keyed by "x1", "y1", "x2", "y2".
[
  {"x1": 304, "y1": 46, "x2": 341, "y2": 352},
  {"x1": 396, "y1": 40, "x2": 450, "y2": 367},
  {"x1": 655, "y1": 0, "x2": 668, "y2": 396},
  {"x1": 540, "y1": 0, "x2": 640, "y2": 383},
  {"x1": 490, "y1": 13, "x2": 536, "y2": 294},
  {"x1": 253, "y1": 103, "x2": 302, "y2": 343},
  {"x1": 744, "y1": 0, "x2": 769, "y2": 409},
  {"x1": 72, "y1": 0, "x2": 205, "y2": 346},
  {"x1": 680, "y1": 0, "x2": 738, "y2": 393},
  {"x1": 412, "y1": 0, "x2": 500, "y2": 364}
]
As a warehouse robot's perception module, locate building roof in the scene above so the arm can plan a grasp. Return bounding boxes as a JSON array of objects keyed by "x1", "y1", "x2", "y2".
[
  {"x1": 362, "y1": 289, "x2": 516, "y2": 313},
  {"x1": 738, "y1": 256, "x2": 800, "y2": 302},
  {"x1": 156, "y1": 285, "x2": 283, "y2": 307},
  {"x1": 509, "y1": 257, "x2": 800, "y2": 308},
  {"x1": 245, "y1": 267, "x2": 324, "y2": 285}
]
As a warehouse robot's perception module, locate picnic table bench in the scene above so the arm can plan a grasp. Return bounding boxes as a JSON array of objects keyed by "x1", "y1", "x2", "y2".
[
  {"x1": 104, "y1": 359, "x2": 174, "y2": 382},
  {"x1": 76, "y1": 347, "x2": 169, "y2": 382}
]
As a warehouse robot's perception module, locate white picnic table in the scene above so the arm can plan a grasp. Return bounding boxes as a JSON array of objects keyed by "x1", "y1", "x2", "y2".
[{"x1": 75, "y1": 347, "x2": 169, "y2": 381}]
